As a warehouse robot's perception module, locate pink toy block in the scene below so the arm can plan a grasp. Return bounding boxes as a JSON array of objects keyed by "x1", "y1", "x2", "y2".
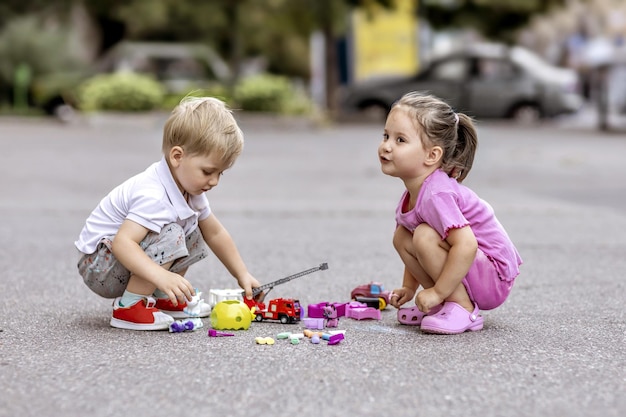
[
  {"x1": 307, "y1": 302, "x2": 348, "y2": 318},
  {"x1": 345, "y1": 303, "x2": 381, "y2": 320}
]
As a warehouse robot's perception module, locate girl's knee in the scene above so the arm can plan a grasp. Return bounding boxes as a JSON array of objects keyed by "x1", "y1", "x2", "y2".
[
  {"x1": 412, "y1": 224, "x2": 441, "y2": 250},
  {"x1": 393, "y1": 226, "x2": 412, "y2": 251}
]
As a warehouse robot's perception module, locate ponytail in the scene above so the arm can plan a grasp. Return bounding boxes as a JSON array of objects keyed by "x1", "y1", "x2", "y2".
[{"x1": 444, "y1": 113, "x2": 478, "y2": 182}]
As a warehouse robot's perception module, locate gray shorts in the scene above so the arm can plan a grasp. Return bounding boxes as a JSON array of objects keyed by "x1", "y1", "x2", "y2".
[{"x1": 77, "y1": 223, "x2": 209, "y2": 298}]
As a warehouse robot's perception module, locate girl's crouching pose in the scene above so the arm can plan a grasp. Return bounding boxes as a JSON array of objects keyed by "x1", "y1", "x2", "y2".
[{"x1": 380, "y1": 92, "x2": 522, "y2": 334}]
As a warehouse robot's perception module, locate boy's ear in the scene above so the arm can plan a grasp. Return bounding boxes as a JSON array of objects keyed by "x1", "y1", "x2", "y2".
[
  {"x1": 168, "y1": 146, "x2": 184, "y2": 167},
  {"x1": 425, "y1": 146, "x2": 443, "y2": 166}
]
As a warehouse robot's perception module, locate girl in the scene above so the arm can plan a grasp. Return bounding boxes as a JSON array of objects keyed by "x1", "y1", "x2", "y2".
[{"x1": 380, "y1": 92, "x2": 522, "y2": 334}]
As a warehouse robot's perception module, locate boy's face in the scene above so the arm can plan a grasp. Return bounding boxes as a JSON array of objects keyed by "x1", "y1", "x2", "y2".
[{"x1": 169, "y1": 147, "x2": 230, "y2": 196}]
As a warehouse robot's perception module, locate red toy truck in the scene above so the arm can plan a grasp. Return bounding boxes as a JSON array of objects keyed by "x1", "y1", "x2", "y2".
[
  {"x1": 350, "y1": 282, "x2": 392, "y2": 310},
  {"x1": 251, "y1": 298, "x2": 302, "y2": 324}
]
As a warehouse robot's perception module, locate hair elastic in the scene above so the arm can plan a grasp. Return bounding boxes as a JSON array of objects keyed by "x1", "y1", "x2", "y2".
[{"x1": 453, "y1": 112, "x2": 459, "y2": 125}]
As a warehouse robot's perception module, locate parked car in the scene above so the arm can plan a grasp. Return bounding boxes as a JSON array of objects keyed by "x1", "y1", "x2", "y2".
[
  {"x1": 340, "y1": 43, "x2": 583, "y2": 123},
  {"x1": 30, "y1": 41, "x2": 231, "y2": 120}
]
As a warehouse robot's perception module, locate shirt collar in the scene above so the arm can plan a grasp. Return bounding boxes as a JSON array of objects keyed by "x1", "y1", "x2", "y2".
[{"x1": 156, "y1": 157, "x2": 196, "y2": 220}]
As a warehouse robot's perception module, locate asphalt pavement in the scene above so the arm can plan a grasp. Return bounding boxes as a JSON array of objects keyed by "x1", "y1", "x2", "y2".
[{"x1": 0, "y1": 111, "x2": 624, "y2": 417}]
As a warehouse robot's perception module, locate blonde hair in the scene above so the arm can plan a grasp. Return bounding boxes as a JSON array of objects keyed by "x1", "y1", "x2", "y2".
[
  {"x1": 392, "y1": 92, "x2": 478, "y2": 182},
  {"x1": 162, "y1": 96, "x2": 244, "y2": 167}
]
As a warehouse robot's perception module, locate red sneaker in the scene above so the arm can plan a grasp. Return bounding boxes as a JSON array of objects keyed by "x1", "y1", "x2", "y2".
[
  {"x1": 110, "y1": 297, "x2": 174, "y2": 331},
  {"x1": 155, "y1": 292, "x2": 211, "y2": 319}
]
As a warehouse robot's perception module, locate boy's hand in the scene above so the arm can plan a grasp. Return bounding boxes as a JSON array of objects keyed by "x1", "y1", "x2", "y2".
[
  {"x1": 154, "y1": 270, "x2": 195, "y2": 306},
  {"x1": 237, "y1": 272, "x2": 261, "y2": 301},
  {"x1": 389, "y1": 286, "x2": 416, "y2": 309}
]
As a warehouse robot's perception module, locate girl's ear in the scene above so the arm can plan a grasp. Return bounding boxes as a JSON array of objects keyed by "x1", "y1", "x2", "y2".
[
  {"x1": 168, "y1": 146, "x2": 184, "y2": 167},
  {"x1": 425, "y1": 146, "x2": 443, "y2": 166}
]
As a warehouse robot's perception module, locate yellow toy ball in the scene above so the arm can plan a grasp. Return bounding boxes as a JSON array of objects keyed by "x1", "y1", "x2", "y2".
[{"x1": 210, "y1": 300, "x2": 255, "y2": 330}]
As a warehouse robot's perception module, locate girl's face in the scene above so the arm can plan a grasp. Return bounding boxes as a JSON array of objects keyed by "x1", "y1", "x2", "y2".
[
  {"x1": 169, "y1": 148, "x2": 229, "y2": 196},
  {"x1": 378, "y1": 107, "x2": 433, "y2": 181}
]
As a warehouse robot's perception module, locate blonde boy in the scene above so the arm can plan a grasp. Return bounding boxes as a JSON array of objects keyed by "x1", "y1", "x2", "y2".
[{"x1": 75, "y1": 97, "x2": 260, "y2": 330}]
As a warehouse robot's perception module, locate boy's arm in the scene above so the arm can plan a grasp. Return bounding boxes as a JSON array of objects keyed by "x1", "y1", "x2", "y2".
[
  {"x1": 111, "y1": 219, "x2": 195, "y2": 305},
  {"x1": 198, "y1": 213, "x2": 260, "y2": 299}
]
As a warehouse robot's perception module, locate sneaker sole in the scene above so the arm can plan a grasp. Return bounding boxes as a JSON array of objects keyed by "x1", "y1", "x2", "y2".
[{"x1": 110, "y1": 317, "x2": 172, "y2": 331}]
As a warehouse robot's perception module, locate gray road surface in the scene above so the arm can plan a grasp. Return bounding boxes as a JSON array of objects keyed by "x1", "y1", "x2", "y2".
[{"x1": 0, "y1": 113, "x2": 624, "y2": 417}]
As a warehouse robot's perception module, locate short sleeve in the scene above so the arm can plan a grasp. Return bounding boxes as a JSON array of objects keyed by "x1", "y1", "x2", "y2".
[
  {"x1": 125, "y1": 192, "x2": 175, "y2": 233},
  {"x1": 421, "y1": 191, "x2": 470, "y2": 239}
]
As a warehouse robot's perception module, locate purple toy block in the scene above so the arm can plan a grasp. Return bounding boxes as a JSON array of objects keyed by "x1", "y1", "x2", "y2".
[
  {"x1": 328, "y1": 333, "x2": 345, "y2": 345},
  {"x1": 303, "y1": 317, "x2": 325, "y2": 330}
]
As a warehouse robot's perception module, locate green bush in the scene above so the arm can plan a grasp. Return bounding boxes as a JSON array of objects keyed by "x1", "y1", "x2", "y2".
[
  {"x1": 78, "y1": 72, "x2": 165, "y2": 112},
  {"x1": 233, "y1": 73, "x2": 312, "y2": 114},
  {"x1": 161, "y1": 84, "x2": 232, "y2": 110}
]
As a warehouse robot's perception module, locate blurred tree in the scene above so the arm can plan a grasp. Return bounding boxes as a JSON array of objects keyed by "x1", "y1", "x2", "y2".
[
  {"x1": 421, "y1": 0, "x2": 566, "y2": 43},
  {"x1": 0, "y1": 0, "x2": 568, "y2": 115}
]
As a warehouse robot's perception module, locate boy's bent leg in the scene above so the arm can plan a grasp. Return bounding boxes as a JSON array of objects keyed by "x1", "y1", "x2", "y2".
[
  {"x1": 77, "y1": 238, "x2": 130, "y2": 299},
  {"x1": 141, "y1": 223, "x2": 190, "y2": 268},
  {"x1": 169, "y1": 228, "x2": 209, "y2": 274}
]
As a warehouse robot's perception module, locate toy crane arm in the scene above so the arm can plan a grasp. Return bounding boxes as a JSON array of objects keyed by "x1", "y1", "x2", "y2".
[{"x1": 252, "y1": 263, "x2": 328, "y2": 298}]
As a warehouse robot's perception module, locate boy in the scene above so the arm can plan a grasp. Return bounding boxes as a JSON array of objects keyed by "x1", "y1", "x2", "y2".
[{"x1": 75, "y1": 97, "x2": 261, "y2": 330}]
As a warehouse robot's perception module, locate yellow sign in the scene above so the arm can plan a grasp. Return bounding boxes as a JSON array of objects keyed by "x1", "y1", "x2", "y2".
[{"x1": 351, "y1": 0, "x2": 419, "y2": 82}]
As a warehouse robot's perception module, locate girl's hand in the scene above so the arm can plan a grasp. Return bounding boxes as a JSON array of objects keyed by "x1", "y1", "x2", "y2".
[
  {"x1": 153, "y1": 270, "x2": 195, "y2": 306},
  {"x1": 389, "y1": 286, "x2": 416, "y2": 309},
  {"x1": 416, "y1": 288, "x2": 444, "y2": 313}
]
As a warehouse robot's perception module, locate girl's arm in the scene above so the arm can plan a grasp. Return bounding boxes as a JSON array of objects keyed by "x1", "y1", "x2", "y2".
[
  {"x1": 390, "y1": 267, "x2": 420, "y2": 308},
  {"x1": 111, "y1": 219, "x2": 195, "y2": 304},
  {"x1": 198, "y1": 213, "x2": 260, "y2": 299},
  {"x1": 417, "y1": 225, "x2": 477, "y2": 311}
]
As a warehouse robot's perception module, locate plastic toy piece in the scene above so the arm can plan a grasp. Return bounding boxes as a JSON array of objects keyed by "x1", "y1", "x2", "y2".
[
  {"x1": 328, "y1": 333, "x2": 345, "y2": 345},
  {"x1": 303, "y1": 318, "x2": 325, "y2": 330},
  {"x1": 307, "y1": 302, "x2": 347, "y2": 318},
  {"x1": 169, "y1": 318, "x2": 203, "y2": 333},
  {"x1": 323, "y1": 304, "x2": 339, "y2": 328},
  {"x1": 303, "y1": 329, "x2": 323, "y2": 338},
  {"x1": 255, "y1": 337, "x2": 275, "y2": 345},
  {"x1": 208, "y1": 288, "x2": 244, "y2": 308},
  {"x1": 289, "y1": 333, "x2": 304, "y2": 345},
  {"x1": 183, "y1": 292, "x2": 210, "y2": 317},
  {"x1": 354, "y1": 297, "x2": 382, "y2": 309},
  {"x1": 210, "y1": 300, "x2": 256, "y2": 330},
  {"x1": 311, "y1": 334, "x2": 321, "y2": 344},
  {"x1": 276, "y1": 332, "x2": 292, "y2": 339},
  {"x1": 350, "y1": 282, "x2": 391, "y2": 310},
  {"x1": 208, "y1": 329, "x2": 235, "y2": 337},
  {"x1": 253, "y1": 298, "x2": 302, "y2": 324},
  {"x1": 245, "y1": 263, "x2": 329, "y2": 310},
  {"x1": 345, "y1": 303, "x2": 382, "y2": 320}
]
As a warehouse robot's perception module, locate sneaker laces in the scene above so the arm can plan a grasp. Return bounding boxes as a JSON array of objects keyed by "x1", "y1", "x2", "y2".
[{"x1": 144, "y1": 296, "x2": 157, "y2": 308}]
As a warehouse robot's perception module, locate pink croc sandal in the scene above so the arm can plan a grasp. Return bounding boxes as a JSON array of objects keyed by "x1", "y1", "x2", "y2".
[
  {"x1": 420, "y1": 302, "x2": 483, "y2": 334},
  {"x1": 397, "y1": 304, "x2": 443, "y2": 326}
]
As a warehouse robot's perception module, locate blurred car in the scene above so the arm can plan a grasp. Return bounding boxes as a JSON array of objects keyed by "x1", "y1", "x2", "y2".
[
  {"x1": 341, "y1": 43, "x2": 583, "y2": 123},
  {"x1": 31, "y1": 41, "x2": 231, "y2": 120}
]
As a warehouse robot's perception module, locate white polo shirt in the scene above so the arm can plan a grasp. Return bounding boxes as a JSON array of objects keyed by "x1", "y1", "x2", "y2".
[{"x1": 75, "y1": 157, "x2": 211, "y2": 254}]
